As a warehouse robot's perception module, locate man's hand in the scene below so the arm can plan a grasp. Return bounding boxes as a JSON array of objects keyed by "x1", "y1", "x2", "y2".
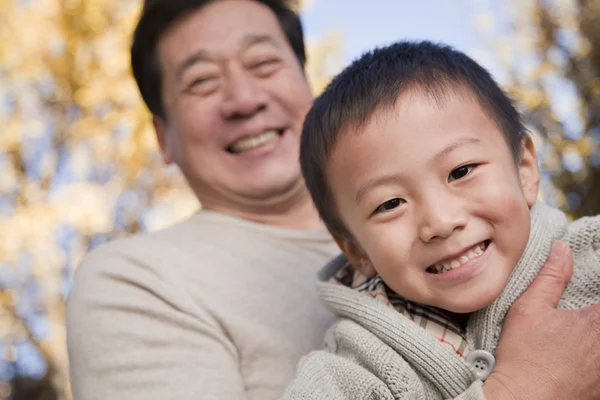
[{"x1": 484, "y1": 241, "x2": 600, "y2": 400}]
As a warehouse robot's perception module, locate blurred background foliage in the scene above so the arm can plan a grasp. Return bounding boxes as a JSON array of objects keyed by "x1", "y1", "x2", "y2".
[
  {"x1": 490, "y1": 0, "x2": 600, "y2": 217},
  {"x1": 0, "y1": 0, "x2": 597, "y2": 398}
]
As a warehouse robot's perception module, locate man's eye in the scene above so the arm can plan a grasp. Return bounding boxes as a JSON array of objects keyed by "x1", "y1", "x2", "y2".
[
  {"x1": 185, "y1": 76, "x2": 219, "y2": 95},
  {"x1": 252, "y1": 59, "x2": 280, "y2": 75},
  {"x1": 254, "y1": 59, "x2": 276, "y2": 67},
  {"x1": 448, "y1": 164, "x2": 476, "y2": 182},
  {"x1": 374, "y1": 198, "x2": 403, "y2": 214},
  {"x1": 189, "y1": 77, "x2": 213, "y2": 87}
]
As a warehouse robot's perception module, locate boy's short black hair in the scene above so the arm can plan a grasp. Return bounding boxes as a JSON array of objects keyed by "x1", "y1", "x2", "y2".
[
  {"x1": 131, "y1": 0, "x2": 306, "y2": 120},
  {"x1": 300, "y1": 40, "x2": 528, "y2": 239}
]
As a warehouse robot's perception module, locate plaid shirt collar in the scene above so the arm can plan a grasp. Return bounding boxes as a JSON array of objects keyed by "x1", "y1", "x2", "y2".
[{"x1": 329, "y1": 260, "x2": 470, "y2": 358}]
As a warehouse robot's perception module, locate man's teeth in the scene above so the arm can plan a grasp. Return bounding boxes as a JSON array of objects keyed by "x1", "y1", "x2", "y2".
[
  {"x1": 431, "y1": 242, "x2": 487, "y2": 274},
  {"x1": 229, "y1": 130, "x2": 280, "y2": 153}
]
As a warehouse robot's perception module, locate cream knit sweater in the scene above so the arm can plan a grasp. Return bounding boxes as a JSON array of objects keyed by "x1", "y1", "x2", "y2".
[
  {"x1": 67, "y1": 210, "x2": 340, "y2": 400},
  {"x1": 284, "y1": 203, "x2": 600, "y2": 399}
]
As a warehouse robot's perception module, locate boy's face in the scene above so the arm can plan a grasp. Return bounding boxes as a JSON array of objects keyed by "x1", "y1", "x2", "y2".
[{"x1": 328, "y1": 89, "x2": 540, "y2": 313}]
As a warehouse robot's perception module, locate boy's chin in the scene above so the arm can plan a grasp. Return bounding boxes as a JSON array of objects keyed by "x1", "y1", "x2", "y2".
[{"x1": 440, "y1": 289, "x2": 503, "y2": 314}]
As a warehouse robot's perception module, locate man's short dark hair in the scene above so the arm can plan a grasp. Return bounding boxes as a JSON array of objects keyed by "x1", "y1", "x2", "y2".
[
  {"x1": 131, "y1": 0, "x2": 306, "y2": 120},
  {"x1": 300, "y1": 40, "x2": 528, "y2": 239}
]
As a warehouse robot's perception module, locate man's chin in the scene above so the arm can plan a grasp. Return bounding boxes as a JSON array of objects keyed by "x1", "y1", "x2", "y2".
[{"x1": 238, "y1": 177, "x2": 305, "y2": 204}]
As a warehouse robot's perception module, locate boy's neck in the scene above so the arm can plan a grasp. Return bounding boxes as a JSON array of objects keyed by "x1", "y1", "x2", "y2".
[{"x1": 446, "y1": 311, "x2": 471, "y2": 329}]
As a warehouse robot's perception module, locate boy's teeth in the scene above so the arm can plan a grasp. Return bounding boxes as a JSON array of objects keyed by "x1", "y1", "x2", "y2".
[
  {"x1": 431, "y1": 242, "x2": 487, "y2": 274},
  {"x1": 229, "y1": 130, "x2": 279, "y2": 153}
]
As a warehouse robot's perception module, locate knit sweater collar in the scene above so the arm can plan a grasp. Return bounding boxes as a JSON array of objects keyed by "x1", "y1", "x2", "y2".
[
  {"x1": 316, "y1": 202, "x2": 569, "y2": 397},
  {"x1": 466, "y1": 202, "x2": 568, "y2": 351}
]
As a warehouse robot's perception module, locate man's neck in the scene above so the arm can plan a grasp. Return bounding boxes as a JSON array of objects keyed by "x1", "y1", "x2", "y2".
[
  {"x1": 199, "y1": 188, "x2": 326, "y2": 230},
  {"x1": 240, "y1": 195, "x2": 325, "y2": 230}
]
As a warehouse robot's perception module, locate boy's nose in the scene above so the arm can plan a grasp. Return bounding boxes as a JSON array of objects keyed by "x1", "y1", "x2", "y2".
[{"x1": 418, "y1": 197, "x2": 467, "y2": 242}]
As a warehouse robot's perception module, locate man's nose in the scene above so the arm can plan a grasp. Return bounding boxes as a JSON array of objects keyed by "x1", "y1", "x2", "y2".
[
  {"x1": 221, "y1": 67, "x2": 268, "y2": 120},
  {"x1": 418, "y1": 195, "x2": 467, "y2": 243}
]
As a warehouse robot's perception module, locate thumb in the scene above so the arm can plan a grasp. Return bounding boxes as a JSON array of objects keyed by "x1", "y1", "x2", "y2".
[{"x1": 514, "y1": 241, "x2": 573, "y2": 311}]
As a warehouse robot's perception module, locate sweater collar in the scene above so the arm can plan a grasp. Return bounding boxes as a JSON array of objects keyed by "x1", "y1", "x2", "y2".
[{"x1": 466, "y1": 202, "x2": 569, "y2": 352}]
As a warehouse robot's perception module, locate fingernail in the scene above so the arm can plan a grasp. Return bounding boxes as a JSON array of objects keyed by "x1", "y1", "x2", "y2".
[{"x1": 549, "y1": 241, "x2": 567, "y2": 259}]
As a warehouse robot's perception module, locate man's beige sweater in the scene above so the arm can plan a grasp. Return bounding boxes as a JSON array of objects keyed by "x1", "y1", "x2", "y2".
[
  {"x1": 66, "y1": 210, "x2": 340, "y2": 400},
  {"x1": 284, "y1": 203, "x2": 600, "y2": 399}
]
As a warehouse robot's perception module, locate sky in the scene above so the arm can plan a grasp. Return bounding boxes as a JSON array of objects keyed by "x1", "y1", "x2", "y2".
[
  {"x1": 301, "y1": 0, "x2": 511, "y2": 81},
  {"x1": 299, "y1": 1, "x2": 587, "y2": 146}
]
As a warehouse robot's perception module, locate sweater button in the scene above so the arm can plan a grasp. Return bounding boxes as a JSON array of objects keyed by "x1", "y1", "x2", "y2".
[{"x1": 466, "y1": 350, "x2": 495, "y2": 381}]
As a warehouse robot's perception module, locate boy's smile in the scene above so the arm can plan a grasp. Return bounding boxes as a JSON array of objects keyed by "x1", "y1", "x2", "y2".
[
  {"x1": 328, "y1": 88, "x2": 540, "y2": 313},
  {"x1": 426, "y1": 240, "x2": 489, "y2": 275}
]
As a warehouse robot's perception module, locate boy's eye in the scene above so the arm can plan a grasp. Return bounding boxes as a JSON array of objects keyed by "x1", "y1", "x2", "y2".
[
  {"x1": 448, "y1": 164, "x2": 476, "y2": 182},
  {"x1": 374, "y1": 198, "x2": 404, "y2": 214}
]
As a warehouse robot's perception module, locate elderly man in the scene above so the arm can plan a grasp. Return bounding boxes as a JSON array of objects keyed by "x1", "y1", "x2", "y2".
[{"x1": 66, "y1": 1, "x2": 600, "y2": 400}]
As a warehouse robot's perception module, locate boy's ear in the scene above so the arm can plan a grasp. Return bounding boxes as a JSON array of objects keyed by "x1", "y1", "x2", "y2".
[
  {"x1": 518, "y1": 136, "x2": 540, "y2": 207},
  {"x1": 153, "y1": 115, "x2": 173, "y2": 165},
  {"x1": 333, "y1": 235, "x2": 377, "y2": 278}
]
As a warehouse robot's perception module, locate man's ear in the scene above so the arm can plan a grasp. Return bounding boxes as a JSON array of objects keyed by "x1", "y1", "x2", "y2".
[
  {"x1": 518, "y1": 136, "x2": 540, "y2": 207},
  {"x1": 153, "y1": 115, "x2": 173, "y2": 165},
  {"x1": 333, "y1": 235, "x2": 376, "y2": 278}
]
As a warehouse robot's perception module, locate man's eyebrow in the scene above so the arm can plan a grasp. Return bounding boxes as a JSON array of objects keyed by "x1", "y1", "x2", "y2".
[
  {"x1": 432, "y1": 137, "x2": 481, "y2": 163},
  {"x1": 175, "y1": 35, "x2": 279, "y2": 82},
  {"x1": 355, "y1": 174, "x2": 403, "y2": 204},
  {"x1": 240, "y1": 34, "x2": 280, "y2": 50},
  {"x1": 176, "y1": 49, "x2": 213, "y2": 82}
]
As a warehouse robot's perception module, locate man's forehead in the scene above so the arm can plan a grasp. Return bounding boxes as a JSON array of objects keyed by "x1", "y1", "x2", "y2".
[
  {"x1": 158, "y1": 1, "x2": 286, "y2": 64},
  {"x1": 170, "y1": 2, "x2": 282, "y2": 42}
]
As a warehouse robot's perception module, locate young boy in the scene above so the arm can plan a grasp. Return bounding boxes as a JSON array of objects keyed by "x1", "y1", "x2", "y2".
[{"x1": 284, "y1": 41, "x2": 600, "y2": 399}]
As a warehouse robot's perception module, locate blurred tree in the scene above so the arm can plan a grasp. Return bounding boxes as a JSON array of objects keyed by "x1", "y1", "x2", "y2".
[
  {"x1": 0, "y1": 0, "x2": 340, "y2": 399},
  {"x1": 0, "y1": 1, "x2": 167, "y2": 398},
  {"x1": 486, "y1": 0, "x2": 599, "y2": 217}
]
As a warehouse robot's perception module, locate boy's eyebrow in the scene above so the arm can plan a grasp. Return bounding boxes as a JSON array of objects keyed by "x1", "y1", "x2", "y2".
[
  {"x1": 355, "y1": 174, "x2": 403, "y2": 204},
  {"x1": 354, "y1": 137, "x2": 482, "y2": 204},
  {"x1": 433, "y1": 137, "x2": 481, "y2": 163}
]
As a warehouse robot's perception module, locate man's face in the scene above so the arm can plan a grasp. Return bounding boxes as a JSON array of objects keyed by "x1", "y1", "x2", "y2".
[
  {"x1": 329, "y1": 89, "x2": 540, "y2": 313},
  {"x1": 154, "y1": 0, "x2": 312, "y2": 211}
]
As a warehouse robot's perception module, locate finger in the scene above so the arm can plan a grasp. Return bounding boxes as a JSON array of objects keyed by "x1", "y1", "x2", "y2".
[
  {"x1": 514, "y1": 241, "x2": 573, "y2": 310},
  {"x1": 579, "y1": 303, "x2": 600, "y2": 332}
]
